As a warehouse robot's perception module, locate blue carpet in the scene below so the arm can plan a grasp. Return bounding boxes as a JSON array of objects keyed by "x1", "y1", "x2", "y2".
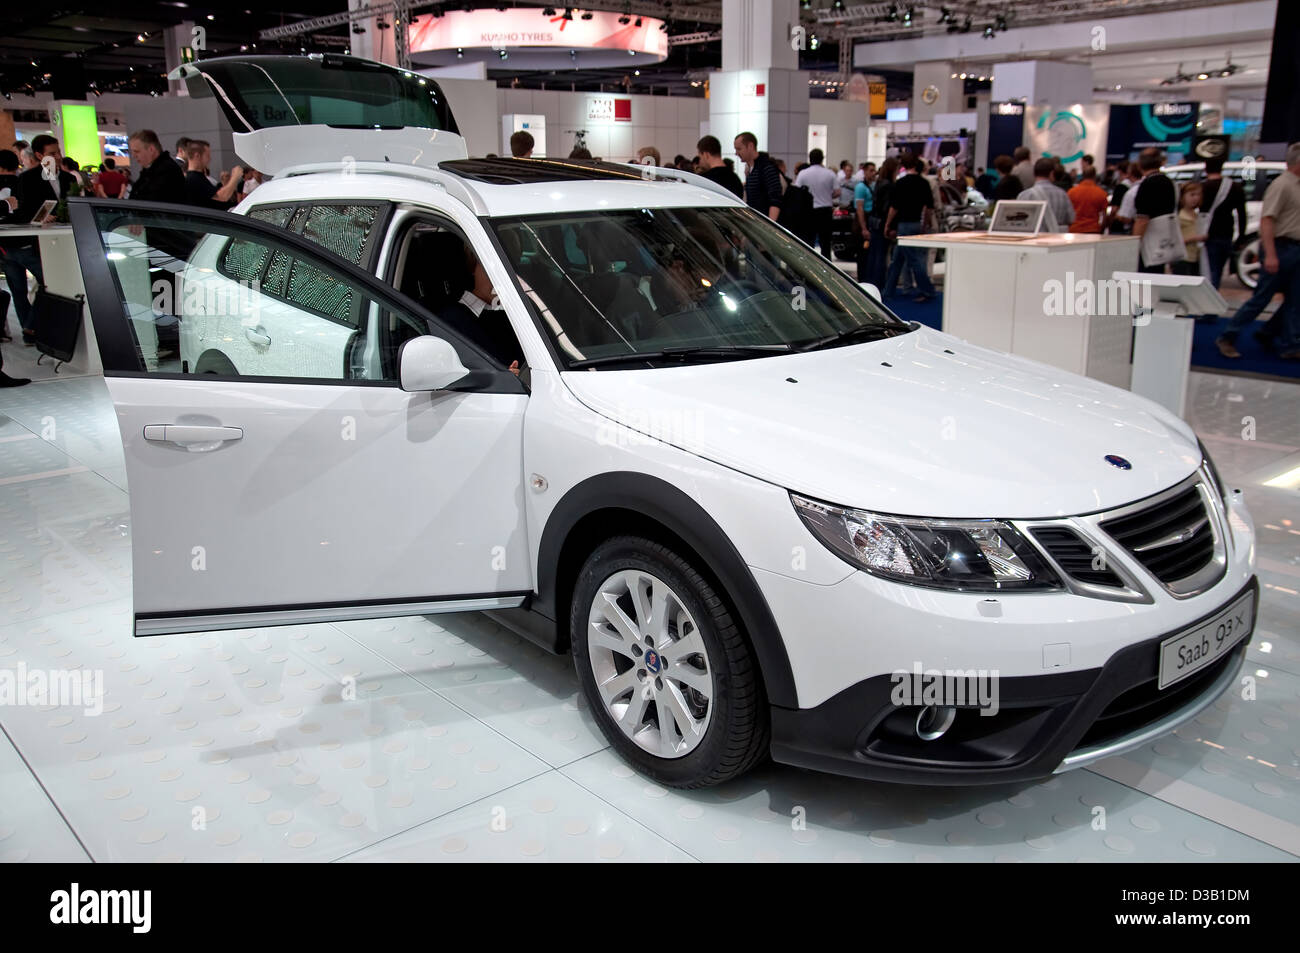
[
  {"x1": 1188, "y1": 316, "x2": 1299, "y2": 380},
  {"x1": 883, "y1": 294, "x2": 1299, "y2": 382},
  {"x1": 882, "y1": 292, "x2": 943, "y2": 330}
]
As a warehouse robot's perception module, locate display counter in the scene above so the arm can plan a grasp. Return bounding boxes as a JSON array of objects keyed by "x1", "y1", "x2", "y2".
[
  {"x1": 897, "y1": 231, "x2": 1140, "y2": 390},
  {"x1": 2, "y1": 224, "x2": 99, "y2": 375}
]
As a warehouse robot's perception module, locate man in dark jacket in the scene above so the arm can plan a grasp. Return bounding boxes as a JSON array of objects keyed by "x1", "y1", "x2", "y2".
[
  {"x1": 1198, "y1": 155, "x2": 1248, "y2": 290},
  {"x1": 1, "y1": 134, "x2": 76, "y2": 346},
  {"x1": 734, "y1": 131, "x2": 783, "y2": 220},
  {"x1": 127, "y1": 129, "x2": 186, "y2": 203}
]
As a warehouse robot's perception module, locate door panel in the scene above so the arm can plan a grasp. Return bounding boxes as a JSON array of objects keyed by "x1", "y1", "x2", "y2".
[
  {"x1": 108, "y1": 375, "x2": 530, "y2": 624},
  {"x1": 70, "y1": 198, "x2": 530, "y2": 634}
]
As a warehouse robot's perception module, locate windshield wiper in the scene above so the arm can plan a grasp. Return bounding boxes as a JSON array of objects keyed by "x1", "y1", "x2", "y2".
[
  {"x1": 798, "y1": 323, "x2": 912, "y2": 352},
  {"x1": 568, "y1": 344, "x2": 791, "y2": 370}
]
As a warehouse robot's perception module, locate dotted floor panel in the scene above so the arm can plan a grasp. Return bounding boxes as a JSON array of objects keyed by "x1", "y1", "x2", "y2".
[{"x1": 0, "y1": 371, "x2": 1295, "y2": 862}]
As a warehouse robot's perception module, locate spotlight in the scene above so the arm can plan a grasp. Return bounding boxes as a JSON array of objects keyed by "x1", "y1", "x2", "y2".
[
  {"x1": 619, "y1": 14, "x2": 630, "y2": 24},
  {"x1": 809, "y1": 33, "x2": 819, "y2": 50},
  {"x1": 995, "y1": 15, "x2": 1007, "y2": 31},
  {"x1": 499, "y1": 49, "x2": 508, "y2": 60},
  {"x1": 543, "y1": 5, "x2": 556, "y2": 14},
  {"x1": 982, "y1": 25, "x2": 995, "y2": 38},
  {"x1": 352, "y1": 23, "x2": 365, "y2": 34},
  {"x1": 562, "y1": 6, "x2": 573, "y2": 19},
  {"x1": 634, "y1": 17, "x2": 642, "y2": 27},
  {"x1": 376, "y1": 17, "x2": 390, "y2": 29},
  {"x1": 457, "y1": 47, "x2": 464, "y2": 58},
  {"x1": 938, "y1": 6, "x2": 953, "y2": 23},
  {"x1": 582, "y1": 10, "x2": 593, "y2": 19}
]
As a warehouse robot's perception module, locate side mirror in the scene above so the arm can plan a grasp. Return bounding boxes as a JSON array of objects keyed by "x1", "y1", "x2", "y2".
[
  {"x1": 859, "y1": 282, "x2": 882, "y2": 302},
  {"x1": 399, "y1": 335, "x2": 470, "y2": 392}
]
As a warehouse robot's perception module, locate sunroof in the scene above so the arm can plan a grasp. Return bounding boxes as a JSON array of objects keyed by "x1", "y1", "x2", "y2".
[{"x1": 440, "y1": 157, "x2": 659, "y2": 184}]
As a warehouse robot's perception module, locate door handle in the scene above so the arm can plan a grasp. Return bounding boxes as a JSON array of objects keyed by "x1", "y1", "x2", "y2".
[
  {"x1": 143, "y1": 424, "x2": 243, "y2": 451},
  {"x1": 245, "y1": 326, "x2": 271, "y2": 346}
]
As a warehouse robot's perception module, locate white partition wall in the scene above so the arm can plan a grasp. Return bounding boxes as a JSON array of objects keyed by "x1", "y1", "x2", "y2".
[{"x1": 497, "y1": 88, "x2": 707, "y2": 163}]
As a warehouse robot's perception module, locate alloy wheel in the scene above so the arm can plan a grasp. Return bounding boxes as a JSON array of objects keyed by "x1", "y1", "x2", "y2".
[{"x1": 586, "y1": 569, "x2": 714, "y2": 758}]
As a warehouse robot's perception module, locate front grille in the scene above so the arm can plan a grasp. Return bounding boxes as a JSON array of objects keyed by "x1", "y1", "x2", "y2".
[
  {"x1": 1100, "y1": 484, "x2": 1215, "y2": 586},
  {"x1": 1030, "y1": 527, "x2": 1124, "y2": 588}
]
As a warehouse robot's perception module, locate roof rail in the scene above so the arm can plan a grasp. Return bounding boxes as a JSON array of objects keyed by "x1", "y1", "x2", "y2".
[
  {"x1": 618, "y1": 163, "x2": 745, "y2": 204},
  {"x1": 279, "y1": 160, "x2": 488, "y2": 215}
]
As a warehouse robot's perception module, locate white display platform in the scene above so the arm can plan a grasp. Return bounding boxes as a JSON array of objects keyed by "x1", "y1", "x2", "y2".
[
  {"x1": 1115, "y1": 271, "x2": 1228, "y2": 419},
  {"x1": 897, "y1": 232, "x2": 1140, "y2": 390},
  {"x1": 2, "y1": 224, "x2": 100, "y2": 376}
]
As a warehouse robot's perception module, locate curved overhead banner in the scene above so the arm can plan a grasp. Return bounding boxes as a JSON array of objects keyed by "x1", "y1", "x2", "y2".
[{"x1": 408, "y1": 8, "x2": 668, "y2": 70}]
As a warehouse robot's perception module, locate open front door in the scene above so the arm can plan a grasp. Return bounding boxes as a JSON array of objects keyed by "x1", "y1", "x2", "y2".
[{"x1": 70, "y1": 198, "x2": 531, "y2": 635}]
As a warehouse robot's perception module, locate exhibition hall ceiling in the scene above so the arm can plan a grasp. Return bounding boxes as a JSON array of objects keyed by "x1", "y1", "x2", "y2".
[{"x1": 0, "y1": 0, "x2": 1274, "y2": 100}]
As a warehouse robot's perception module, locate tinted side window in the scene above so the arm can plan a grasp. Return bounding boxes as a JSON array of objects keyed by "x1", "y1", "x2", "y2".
[{"x1": 89, "y1": 205, "x2": 432, "y2": 382}]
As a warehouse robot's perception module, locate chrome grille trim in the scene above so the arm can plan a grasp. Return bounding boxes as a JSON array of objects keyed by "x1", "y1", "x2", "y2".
[{"x1": 1016, "y1": 469, "x2": 1228, "y2": 602}]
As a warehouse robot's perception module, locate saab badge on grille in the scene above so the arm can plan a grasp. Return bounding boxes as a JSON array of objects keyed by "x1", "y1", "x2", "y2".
[{"x1": 1105, "y1": 454, "x2": 1132, "y2": 470}]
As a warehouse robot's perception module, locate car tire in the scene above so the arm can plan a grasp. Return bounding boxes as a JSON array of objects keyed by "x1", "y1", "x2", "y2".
[
  {"x1": 570, "y1": 536, "x2": 769, "y2": 788},
  {"x1": 1233, "y1": 233, "x2": 1260, "y2": 290}
]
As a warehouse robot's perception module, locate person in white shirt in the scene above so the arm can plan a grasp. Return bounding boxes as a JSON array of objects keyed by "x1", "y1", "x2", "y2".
[
  {"x1": 835, "y1": 160, "x2": 853, "y2": 208},
  {"x1": 794, "y1": 148, "x2": 840, "y2": 256}
]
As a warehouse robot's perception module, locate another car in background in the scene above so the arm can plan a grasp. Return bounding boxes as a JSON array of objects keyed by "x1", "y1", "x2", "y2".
[{"x1": 1164, "y1": 160, "x2": 1285, "y2": 290}]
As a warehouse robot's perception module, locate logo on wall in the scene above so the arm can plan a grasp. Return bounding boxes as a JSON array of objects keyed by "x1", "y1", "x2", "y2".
[
  {"x1": 921, "y1": 84, "x2": 940, "y2": 105},
  {"x1": 587, "y1": 97, "x2": 632, "y2": 123},
  {"x1": 1036, "y1": 109, "x2": 1088, "y2": 163},
  {"x1": 1141, "y1": 103, "x2": 1198, "y2": 140},
  {"x1": 1193, "y1": 135, "x2": 1229, "y2": 159}
]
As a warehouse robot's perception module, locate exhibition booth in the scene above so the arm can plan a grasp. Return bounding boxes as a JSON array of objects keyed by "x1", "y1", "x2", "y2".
[{"x1": 1, "y1": 0, "x2": 1296, "y2": 878}]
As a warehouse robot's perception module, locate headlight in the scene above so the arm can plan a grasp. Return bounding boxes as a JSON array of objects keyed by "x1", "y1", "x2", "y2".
[
  {"x1": 791, "y1": 493, "x2": 1060, "y2": 592},
  {"x1": 1198, "y1": 438, "x2": 1227, "y2": 502}
]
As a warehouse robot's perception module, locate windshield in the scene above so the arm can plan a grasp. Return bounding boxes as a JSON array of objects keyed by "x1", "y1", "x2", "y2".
[{"x1": 491, "y1": 206, "x2": 910, "y2": 368}]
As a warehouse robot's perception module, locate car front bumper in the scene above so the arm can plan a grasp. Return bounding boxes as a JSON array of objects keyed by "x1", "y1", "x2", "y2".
[{"x1": 768, "y1": 576, "x2": 1256, "y2": 785}]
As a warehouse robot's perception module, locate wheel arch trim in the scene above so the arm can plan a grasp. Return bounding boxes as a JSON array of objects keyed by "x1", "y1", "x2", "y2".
[{"x1": 534, "y1": 471, "x2": 799, "y2": 709}]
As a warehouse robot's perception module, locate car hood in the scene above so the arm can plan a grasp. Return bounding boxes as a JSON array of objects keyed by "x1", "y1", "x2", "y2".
[{"x1": 560, "y1": 326, "x2": 1200, "y2": 519}]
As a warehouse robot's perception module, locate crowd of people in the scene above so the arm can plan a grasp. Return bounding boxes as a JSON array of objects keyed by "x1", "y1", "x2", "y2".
[
  {"x1": 3, "y1": 123, "x2": 1297, "y2": 387},
  {"x1": 0, "y1": 130, "x2": 263, "y2": 386}
]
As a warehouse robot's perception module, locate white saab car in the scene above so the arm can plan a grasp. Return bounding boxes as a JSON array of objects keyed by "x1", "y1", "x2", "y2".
[{"x1": 70, "y1": 54, "x2": 1257, "y2": 788}]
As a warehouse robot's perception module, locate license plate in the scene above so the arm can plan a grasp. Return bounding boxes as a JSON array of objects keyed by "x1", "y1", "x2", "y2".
[{"x1": 1158, "y1": 591, "x2": 1255, "y2": 690}]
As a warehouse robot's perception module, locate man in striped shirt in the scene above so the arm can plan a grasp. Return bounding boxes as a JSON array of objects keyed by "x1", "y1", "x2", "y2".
[{"x1": 1017, "y1": 158, "x2": 1076, "y2": 232}]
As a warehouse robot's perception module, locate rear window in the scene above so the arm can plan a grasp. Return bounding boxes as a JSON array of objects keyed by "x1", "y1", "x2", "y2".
[{"x1": 187, "y1": 55, "x2": 458, "y2": 133}]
